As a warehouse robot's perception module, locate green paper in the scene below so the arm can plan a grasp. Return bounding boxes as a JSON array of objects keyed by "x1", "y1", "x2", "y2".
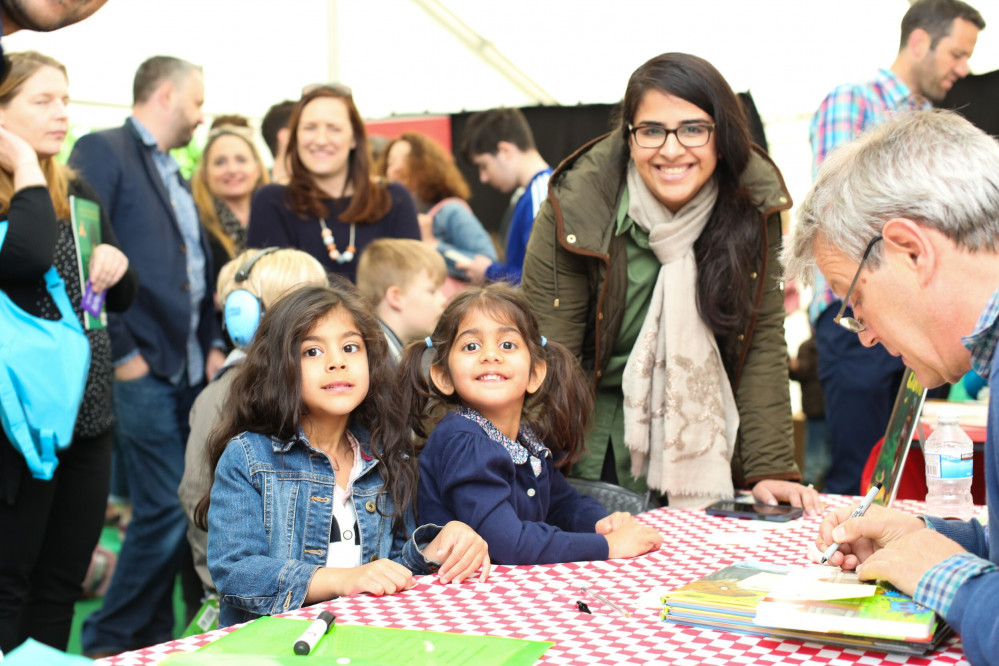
[{"x1": 162, "y1": 616, "x2": 552, "y2": 665}]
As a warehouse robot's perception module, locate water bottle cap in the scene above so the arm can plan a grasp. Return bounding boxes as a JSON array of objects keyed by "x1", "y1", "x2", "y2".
[{"x1": 936, "y1": 408, "x2": 960, "y2": 425}]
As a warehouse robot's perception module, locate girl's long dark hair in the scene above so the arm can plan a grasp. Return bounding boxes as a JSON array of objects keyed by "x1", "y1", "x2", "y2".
[
  {"x1": 397, "y1": 284, "x2": 593, "y2": 465},
  {"x1": 194, "y1": 281, "x2": 416, "y2": 534},
  {"x1": 621, "y1": 52, "x2": 763, "y2": 335}
]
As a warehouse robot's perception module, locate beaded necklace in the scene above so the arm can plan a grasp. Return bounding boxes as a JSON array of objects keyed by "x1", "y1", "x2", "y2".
[{"x1": 318, "y1": 217, "x2": 356, "y2": 264}]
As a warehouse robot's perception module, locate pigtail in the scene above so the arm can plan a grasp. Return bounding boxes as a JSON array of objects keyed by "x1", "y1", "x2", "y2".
[
  {"x1": 526, "y1": 338, "x2": 593, "y2": 466},
  {"x1": 395, "y1": 339, "x2": 442, "y2": 442}
]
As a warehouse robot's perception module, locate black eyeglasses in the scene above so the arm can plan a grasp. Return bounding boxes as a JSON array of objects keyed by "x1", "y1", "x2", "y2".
[
  {"x1": 628, "y1": 123, "x2": 715, "y2": 149},
  {"x1": 833, "y1": 235, "x2": 883, "y2": 333}
]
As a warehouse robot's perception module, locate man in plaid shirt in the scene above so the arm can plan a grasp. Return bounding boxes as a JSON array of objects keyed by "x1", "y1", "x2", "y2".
[
  {"x1": 786, "y1": 110, "x2": 999, "y2": 666},
  {"x1": 808, "y1": 0, "x2": 983, "y2": 495}
]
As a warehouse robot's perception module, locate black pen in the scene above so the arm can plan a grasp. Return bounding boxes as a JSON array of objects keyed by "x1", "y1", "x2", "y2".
[{"x1": 293, "y1": 610, "x2": 335, "y2": 655}]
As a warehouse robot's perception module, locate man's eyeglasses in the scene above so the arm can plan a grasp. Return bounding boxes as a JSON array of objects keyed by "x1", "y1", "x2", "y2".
[
  {"x1": 833, "y1": 234, "x2": 883, "y2": 333},
  {"x1": 628, "y1": 123, "x2": 715, "y2": 149}
]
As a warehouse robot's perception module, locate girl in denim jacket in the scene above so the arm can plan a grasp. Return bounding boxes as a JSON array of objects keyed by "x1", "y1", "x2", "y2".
[
  {"x1": 195, "y1": 282, "x2": 489, "y2": 627},
  {"x1": 399, "y1": 284, "x2": 662, "y2": 565}
]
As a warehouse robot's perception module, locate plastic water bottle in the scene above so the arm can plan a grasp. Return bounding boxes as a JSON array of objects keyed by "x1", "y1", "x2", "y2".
[{"x1": 924, "y1": 411, "x2": 975, "y2": 521}]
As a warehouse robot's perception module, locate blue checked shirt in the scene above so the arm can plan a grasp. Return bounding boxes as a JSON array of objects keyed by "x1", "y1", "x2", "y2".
[
  {"x1": 915, "y1": 552, "x2": 997, "y2": 618},
  {"x1": 129, "y1": 117, "x2": 207, "y2": 385},
  {"x1": 913, "y1": 286, "x2": 999, "y2": 617},
  {"x1": 807, "y1": 69, "x2": 932, "y2": 324},
  {"x1": 962, "y1": 285, "x2": 999, "y2": 380}
]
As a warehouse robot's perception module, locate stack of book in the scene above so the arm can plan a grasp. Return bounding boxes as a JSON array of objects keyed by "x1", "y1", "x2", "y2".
[{"x1": 661, "y1": 562, "x2": 951, "y2": 655}]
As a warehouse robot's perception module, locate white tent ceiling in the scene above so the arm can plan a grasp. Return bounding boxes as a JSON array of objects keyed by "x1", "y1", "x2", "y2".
[
  {"x1": 6, "y1": 0, "x2": 999, "y2": 222},
  {"x1": 8, "y1": 0, "x2": 999, "y2": 121}
]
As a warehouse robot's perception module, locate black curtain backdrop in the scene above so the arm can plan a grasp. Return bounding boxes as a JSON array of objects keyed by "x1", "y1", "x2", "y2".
[
  {"x1": 448, "y1": 93, "x2": 769, "y2": 237},
  {"x1": 938, "y1": 69, "x2": 999, "y2": 137}
]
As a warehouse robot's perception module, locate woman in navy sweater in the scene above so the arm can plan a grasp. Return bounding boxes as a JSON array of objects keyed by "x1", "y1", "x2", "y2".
[{"x1": 247, "y1": 85, "x2": 419, "y2": 283}]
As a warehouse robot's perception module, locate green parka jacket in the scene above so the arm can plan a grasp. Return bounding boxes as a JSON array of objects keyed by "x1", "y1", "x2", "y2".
[{"x1": 521, "y1": 131, "x2": 800, "y2": 487}]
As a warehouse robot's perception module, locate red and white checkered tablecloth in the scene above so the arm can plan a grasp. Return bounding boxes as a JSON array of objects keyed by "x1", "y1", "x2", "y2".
[{"x1": 95, "y1": 496, "x2": 970, "y2": 666}]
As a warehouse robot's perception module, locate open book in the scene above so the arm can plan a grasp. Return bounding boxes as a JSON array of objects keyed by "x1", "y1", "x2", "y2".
[
  {"x1": 753, "y1": 566, "x2": 937, "y2": 641},
  {"x1": 661, "y1": 562, "x2": 949, "y2": 655}
]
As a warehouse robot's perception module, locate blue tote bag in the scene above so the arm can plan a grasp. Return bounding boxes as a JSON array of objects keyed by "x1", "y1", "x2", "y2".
[{"x1": 0, "y1": 219, "x2": 91, "y2": 480}]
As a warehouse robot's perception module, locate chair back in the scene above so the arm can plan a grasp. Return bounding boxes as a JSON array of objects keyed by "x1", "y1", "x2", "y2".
[{"x1": 566, "y1": 477, "x2": 656, "y2": 515}]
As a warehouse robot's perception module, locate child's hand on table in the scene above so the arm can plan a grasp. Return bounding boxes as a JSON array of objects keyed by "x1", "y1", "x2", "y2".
[
  {"x1": 427, "y1": 521, "x2": 491, "y2": 583},
  {"x1": 602, "y1": 514, "x2": 663, "y2": 558},
  {"x1": 308, "y1": 559, "x2": 416, "y2": 602},
  {"x1": 594, "y1": 511, "x2": 633, "y2": 534}
]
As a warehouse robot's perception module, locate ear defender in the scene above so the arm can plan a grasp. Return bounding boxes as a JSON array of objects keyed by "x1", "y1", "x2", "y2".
[
  {"x1": 224, "y1": 289, "x2": 264, "y2": 348},
  {"x1": 224, "y1": 247, "x2": 280, "y2": 348}
]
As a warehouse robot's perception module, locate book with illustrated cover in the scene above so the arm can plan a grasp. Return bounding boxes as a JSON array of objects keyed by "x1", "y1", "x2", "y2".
[
  {"x1": 871, "y1": 368, "x2": 927, "y2": 506},
  {"x1": 753, "y1": 567, "x2": 939, "y2": 642},
  {"x1": 662, "y1": 561, "x2": 785, "y2": 616},
  {"x1": 70, "y1": 195, "x2": 105, "y2": 330},
  {"x1": 661, "y1": 562, "x2": 950, "y2": 656}
]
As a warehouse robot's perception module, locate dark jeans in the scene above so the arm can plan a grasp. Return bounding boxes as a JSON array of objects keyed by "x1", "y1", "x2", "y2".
[
  {"x1": 816, "y1": 305, "x2": 905, "y2": 495},
  {"x1": 81, "y1": 373, "x2": 201, "y2": 655},
  {"x1": 0, "y1": 429, "x2": 112, "y2": 653}
]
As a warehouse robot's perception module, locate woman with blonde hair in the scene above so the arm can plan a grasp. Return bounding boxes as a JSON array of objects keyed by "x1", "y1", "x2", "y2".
[
  {"x1": 379, "y1": 131, "x2": 496, "y2": 280},
  {"x1": 0, "y1": 50, "x2": 136, "y2": 653},
  {"x1": 191, "y1": 123, "x2": 269, "y2": 278}
]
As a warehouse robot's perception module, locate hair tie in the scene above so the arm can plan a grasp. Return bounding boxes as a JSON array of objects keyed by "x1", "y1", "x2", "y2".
[
  {"x1": 540, "y1": 336, "x2": 547, "y2": 348},
  {"x1": 425, "y1": 336, "x2": 434, "y2": 348}
]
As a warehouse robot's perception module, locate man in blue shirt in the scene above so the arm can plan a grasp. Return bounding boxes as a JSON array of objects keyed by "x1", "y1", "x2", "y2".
[
  {"x1": 71, "y1": 56, "x2": 224, "y2": 657},
  {"x1": 458, "y1": 107, "x2": 551, "y2": 286},
  {"x1": 784, "y1": 110, "x2": 999, "y2": 666},
  {"x1": 808, "y1": 0, "x2": 984, "y2": 494}
]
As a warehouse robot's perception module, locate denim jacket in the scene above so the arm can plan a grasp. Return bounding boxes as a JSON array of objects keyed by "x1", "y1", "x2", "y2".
[
  {"x1": 431, "y1": 199, "x2": 497, "y2": 279},
  {"x1": 207, "y1": 426, "x2": 441, "y2": 627}
]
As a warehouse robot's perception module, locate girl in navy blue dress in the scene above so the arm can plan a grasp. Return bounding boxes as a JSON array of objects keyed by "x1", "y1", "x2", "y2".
[{"x1": 399, "y1": 284, "x2": 662, "y2": 565}]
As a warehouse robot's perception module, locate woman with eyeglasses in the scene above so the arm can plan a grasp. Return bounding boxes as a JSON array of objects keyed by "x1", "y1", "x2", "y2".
[
  {"x1": 192, "y1": 121, "x2": 269, "y2": 281},
  {"x1": 522, "y1": 52, "x2": 821, "y2": 512},
  {"x1": 246, "y1": 86, "x2": 419, "y2": 282}
]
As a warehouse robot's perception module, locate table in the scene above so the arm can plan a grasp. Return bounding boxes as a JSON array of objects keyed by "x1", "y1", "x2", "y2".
[{"x1": 96, "y1": 496, "x2": 970, "y2": 666}]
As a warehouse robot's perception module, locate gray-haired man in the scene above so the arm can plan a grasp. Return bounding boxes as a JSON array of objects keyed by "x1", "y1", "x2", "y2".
[{"x1": 784, "y1": 109, "x2": 999, "y2": 665}]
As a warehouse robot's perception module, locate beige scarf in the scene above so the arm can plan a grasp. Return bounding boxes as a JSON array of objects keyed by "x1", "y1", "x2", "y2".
[{"x1": 621, "y1": 161, "x2": 738, "y2": 508}]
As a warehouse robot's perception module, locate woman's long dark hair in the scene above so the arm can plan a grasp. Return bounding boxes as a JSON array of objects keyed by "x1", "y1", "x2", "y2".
[
  {"x1": 193, "y1": 281, "x2": 416, "y2": 534},
  {"x1": 397, "y1": 284, "x2": 593, "y2": 466},
  {"x1": 622, "y1": 52, "x2": 763, "y2": 335}
]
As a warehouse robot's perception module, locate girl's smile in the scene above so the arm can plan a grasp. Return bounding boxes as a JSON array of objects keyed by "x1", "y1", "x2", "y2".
[{"x1": 431, "y1": 309, "x2": 546, "y2": 440}]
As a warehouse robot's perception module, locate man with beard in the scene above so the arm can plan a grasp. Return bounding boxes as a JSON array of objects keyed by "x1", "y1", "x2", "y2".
[
  {"x1": 806, "y1": 0, "x2": 985, "y2": 496},
  {"x1": 70, "y1": 56, "x2": 224, "y2": 657}
]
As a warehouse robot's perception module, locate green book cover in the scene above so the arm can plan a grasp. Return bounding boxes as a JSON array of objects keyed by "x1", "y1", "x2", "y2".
[
  {"x1": 871, "y1": 368, "x2": 927, "y2": 506},
  {"x1": 70, "y1": 196, "x2": 104, "y2": 330}
]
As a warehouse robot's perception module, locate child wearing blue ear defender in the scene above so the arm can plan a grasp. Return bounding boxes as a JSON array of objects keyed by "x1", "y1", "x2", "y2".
[
  {"x1": 179, "y1": 247, "x2": 330, "y2": 595},
  {"x1": 399, "y1": 284, "x2": 663, "y2": 565}
]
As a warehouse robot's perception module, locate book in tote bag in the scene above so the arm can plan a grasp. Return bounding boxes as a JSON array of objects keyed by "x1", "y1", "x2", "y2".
[{"x1": 0, "y1": 219, "x2": 91, "y2": 480}]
